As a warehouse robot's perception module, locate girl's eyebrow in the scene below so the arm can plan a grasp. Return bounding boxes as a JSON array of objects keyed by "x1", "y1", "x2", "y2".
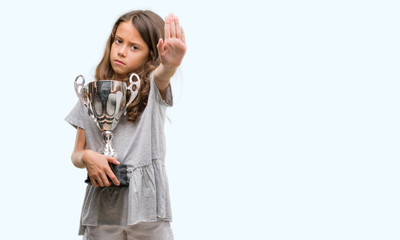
[
  {"x1": 129, "y1": 41, "x2": 144, "y2": 47},
  {"x1": 115, "y1": 34, "x2": 144, "y2": 47}
]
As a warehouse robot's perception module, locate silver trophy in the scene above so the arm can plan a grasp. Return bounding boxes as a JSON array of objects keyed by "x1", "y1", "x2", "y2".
[{"x1": 74, "y1": 73, "x2": 140, "y2": 186}]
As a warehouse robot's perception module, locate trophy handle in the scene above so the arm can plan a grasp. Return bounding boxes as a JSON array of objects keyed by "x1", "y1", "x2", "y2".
[
  {"x1": 125, "y1": 73, "x2": 141, "y2": 115},
  {"x1": 74, "y1": 75, "x2": 89, "y2": 108}
]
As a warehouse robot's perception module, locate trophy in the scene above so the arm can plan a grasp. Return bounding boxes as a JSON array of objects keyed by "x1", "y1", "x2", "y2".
[{"x1": 74, "y1": 73, "x2": 140, "y2": 186}]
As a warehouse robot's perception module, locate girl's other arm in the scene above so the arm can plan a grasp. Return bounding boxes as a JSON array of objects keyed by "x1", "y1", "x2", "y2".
[
  {"x1": 71, "y1": 128, "x2": 87, "y2": 168},
  {"x1": 71, "y1": 128, "x2": 121, "y2": 187},
  {"x1": 154, "y1": 13, "x2": 187, "y2": 99}
]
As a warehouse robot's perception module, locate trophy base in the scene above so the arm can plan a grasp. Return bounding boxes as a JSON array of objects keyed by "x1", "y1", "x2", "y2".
[{"x1": 85, "y1": 163, "x2": 130, "y2": 187}]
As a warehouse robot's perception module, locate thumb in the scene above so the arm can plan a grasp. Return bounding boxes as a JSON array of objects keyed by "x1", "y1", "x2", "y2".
[
  {"x1": 157, "y1": 38, "x2": 164, "y2": 53},
  {"x1": 106, "y1": 156, "x2": 120, "y2": 165}
]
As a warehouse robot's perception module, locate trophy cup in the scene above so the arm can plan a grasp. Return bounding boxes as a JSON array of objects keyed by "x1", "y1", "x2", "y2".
[{"x1": 74, "y1": 73, "x2": 140, "y2": 186}]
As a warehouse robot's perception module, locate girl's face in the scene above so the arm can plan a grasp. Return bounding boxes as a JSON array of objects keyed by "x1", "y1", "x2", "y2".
[{"x1": 110, "y1": 21, "x2": 149, "y2": 80}]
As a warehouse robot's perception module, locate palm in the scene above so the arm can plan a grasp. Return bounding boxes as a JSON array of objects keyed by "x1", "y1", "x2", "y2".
[{"x1": 157, "y1": 14, "x2": 187, "y2": 68}]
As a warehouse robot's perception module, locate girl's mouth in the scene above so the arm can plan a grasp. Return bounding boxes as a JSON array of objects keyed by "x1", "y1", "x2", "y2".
[{"x1": 114, "y1": 60, "x2": 125, "y2": 65}]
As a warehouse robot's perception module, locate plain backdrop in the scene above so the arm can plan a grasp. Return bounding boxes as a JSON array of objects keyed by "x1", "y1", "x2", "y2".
[{"x1": 0, "y1": 0, "x2": 399, "y2": 239}]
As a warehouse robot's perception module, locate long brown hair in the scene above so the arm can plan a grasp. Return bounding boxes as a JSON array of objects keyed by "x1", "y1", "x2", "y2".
[{"x1": 95, "y1": 10, "x2": 165, "y2": 122}]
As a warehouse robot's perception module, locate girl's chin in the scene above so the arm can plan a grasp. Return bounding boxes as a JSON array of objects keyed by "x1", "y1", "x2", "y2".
[
  {"x1": 114, "y1": 74, "x2": 129, "y2": 80},
  {"x1": 111, "y1": 69, "x2": 128, "y2": 79}
]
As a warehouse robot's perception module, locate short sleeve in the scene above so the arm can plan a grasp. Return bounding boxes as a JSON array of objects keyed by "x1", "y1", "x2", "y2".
[
  {"x1": 65, "y1": 101, "x2": 86, "y2": 129},
  {"x1": 151, "y1": 72, "x2": 173, "y2": 107}
]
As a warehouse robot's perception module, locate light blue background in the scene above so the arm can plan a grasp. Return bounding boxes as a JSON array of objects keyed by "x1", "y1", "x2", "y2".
[{"x1": 0, "y1": 0, "x2": 399, "y2": 239}]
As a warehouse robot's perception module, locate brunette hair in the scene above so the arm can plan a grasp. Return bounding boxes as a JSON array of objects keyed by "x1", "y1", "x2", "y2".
[{"x1": 95, "y1": 10, "x2": 165, "y2": 122}]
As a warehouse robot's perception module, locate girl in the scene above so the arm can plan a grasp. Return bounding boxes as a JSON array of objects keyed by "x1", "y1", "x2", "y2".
[{"x1": 65, "y1": 10, "x2": 186, "y2": 240}]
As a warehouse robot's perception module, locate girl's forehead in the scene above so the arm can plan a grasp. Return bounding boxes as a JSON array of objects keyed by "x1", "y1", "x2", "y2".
[{"x1": 115, "y1": 21, "x2": 145, "y2": 42}]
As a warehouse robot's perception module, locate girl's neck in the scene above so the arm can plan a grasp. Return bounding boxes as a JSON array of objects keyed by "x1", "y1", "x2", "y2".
[{"x1": 114, "y1": 73, "x2": 127, "y2": 81}]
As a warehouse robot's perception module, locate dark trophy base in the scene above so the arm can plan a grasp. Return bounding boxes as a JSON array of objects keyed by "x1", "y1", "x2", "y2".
[{"x1": 85, "y1": 163, "x2": 130, "y2": 187}]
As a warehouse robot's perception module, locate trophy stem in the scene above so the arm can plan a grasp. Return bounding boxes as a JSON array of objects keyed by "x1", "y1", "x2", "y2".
[{"x1": 99, "y1": 130, "x2": 117, "y2": 158}]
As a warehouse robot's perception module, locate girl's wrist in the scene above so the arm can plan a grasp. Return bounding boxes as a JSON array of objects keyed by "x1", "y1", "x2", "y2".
[
  {"x1": 80, "y1": 149, "x2": 92, "y2": 166},
  {"x1": 72, "y1": 149, "x2": 90, "y2": 169},
  {"x1": 155, "y1": 64, "x2": 177, "y2": 82}
]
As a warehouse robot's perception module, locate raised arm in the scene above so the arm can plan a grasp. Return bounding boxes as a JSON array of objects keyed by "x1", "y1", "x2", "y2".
[{"x1": 154, "y1": 13, "x2": 187, "y2": 99}]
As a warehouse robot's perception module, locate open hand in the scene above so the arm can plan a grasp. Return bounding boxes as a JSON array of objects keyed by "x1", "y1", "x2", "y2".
[{"x1": 157, "y1": 13, "x2": 187, "y2": 68}]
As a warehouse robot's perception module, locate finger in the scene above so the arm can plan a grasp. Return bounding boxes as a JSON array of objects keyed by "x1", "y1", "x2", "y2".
[
  {"x1": 170, "y1": 15, "x2": 176, "y2": 38},
  {"x1": 175, "y1": 17, "x2": 181, "y2": 39},
  {"x1": 181, "y1": 26, "x2": 186, "y2": 43},
  {"x1": 106, "y1": 156, "x2": 120, "y2": 165},
  {"x1": 94, "y1": 175, "x2": 104, "y2": 187},
  {"x1": 157, "y1": 38, "x2": 164, "y2": 54},
  {"x1": 91, "y1": 178, "x2": 99, "y2": 187},
  {"x1": 89, "y1": 172, "x2": 100, "y2": 187},
  {"x1": 100, "y1": 172, "x2": 111, "y2": 187},
  {"x1": 165, "y1": 16, "x2": 171, "y2": 40},
  {"x1": 107, "y1": 169, "x2": 120, "y2": 186}
]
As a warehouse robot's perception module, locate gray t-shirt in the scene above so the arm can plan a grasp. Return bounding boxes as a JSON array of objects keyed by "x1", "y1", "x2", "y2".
[{"x1": 65, "y1": 73, "x2": 173, "y2": 235}]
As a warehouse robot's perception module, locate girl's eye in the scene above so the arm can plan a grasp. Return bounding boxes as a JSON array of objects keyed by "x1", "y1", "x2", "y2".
[
  {"x1": 131, "y1": 46, "x2": 139, "y2": 51},
  {"x1": 115, "y1": 39, "x2": 122, "y2": 44}
]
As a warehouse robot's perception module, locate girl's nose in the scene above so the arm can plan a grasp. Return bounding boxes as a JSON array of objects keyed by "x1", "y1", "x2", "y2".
[{"x1": 118, "y1": 45, "x2": 127, "y2": 57}]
